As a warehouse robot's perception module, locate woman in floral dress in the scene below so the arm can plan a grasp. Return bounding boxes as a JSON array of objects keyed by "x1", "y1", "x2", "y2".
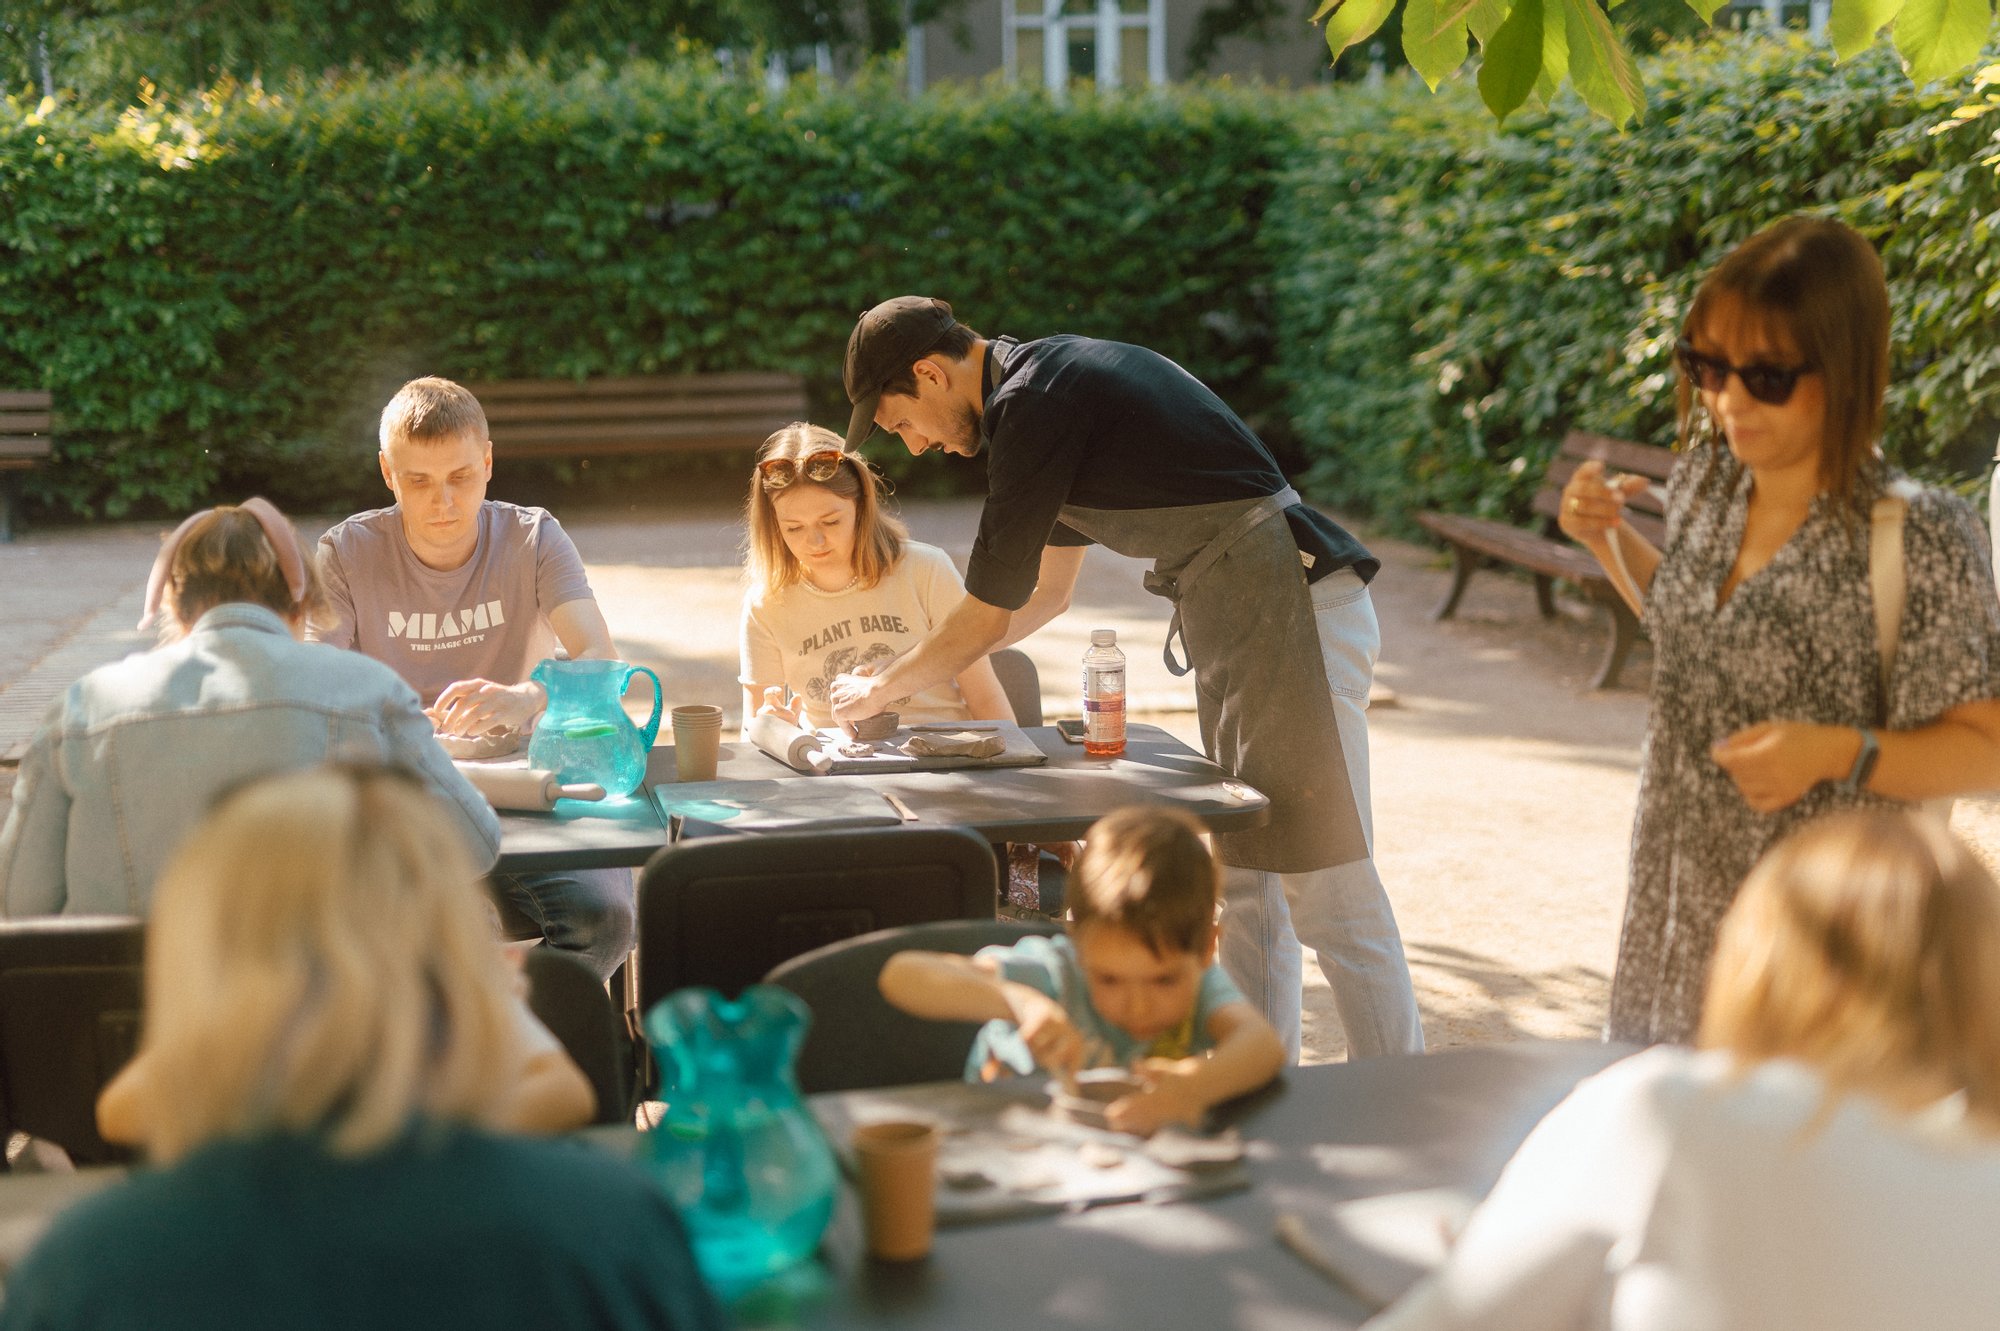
[{"x1": 1559, "y1": 215, "x2": 2000, "y2": 1043}]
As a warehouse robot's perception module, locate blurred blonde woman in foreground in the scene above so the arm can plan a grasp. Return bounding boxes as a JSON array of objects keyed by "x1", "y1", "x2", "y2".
[
  {"x1": 1368, "y1": 810, "x2": 2000, "y2": 1331},
  {"x1": 1, "y1": 767, "x2": 724, "y2": 1331}
]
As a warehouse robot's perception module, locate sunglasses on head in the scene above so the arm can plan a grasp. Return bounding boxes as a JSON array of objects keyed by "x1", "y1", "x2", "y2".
[
  {"x1": 758, "y1": 448, "x2": 848, "y2": 490},
  {"x1": 1675, "y1": 339, "x2": 1816, "y2": 406}
]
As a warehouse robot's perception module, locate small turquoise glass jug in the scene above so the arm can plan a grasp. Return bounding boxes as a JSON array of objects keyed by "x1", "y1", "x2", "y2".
[
  {"x1": 526, "y1": 659, "x2": 663, "y2": 800},
  {"x1": 643, "y1": 986, "x2": 839, "y2": 1292}
]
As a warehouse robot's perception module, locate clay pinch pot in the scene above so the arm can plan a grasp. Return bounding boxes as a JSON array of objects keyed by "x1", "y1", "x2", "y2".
[
  {"x1": 435, "y1": 727, "x2": 526, "y2": 761},
  {"x1": 848, "y1": 711, "x2": 900, "y2": 742},
  {"x1": 1048, "y1": 1069, "x2": 1146, "y2": 1131}
]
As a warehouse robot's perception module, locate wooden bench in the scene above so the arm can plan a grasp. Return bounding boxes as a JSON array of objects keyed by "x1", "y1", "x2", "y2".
[
  {"x1": 1415, "y1": 430, "x2": 1678, "y2": 689},
  {"x1": 466, "y1": 373, "x2": 810, "y2": 458},
  {"x1": 0, "y1": 390, "x2": 53, "y2": 543}
]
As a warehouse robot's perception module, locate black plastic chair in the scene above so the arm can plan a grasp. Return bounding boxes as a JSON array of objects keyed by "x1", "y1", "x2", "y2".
[
  {"x1": 989, "y1": 647, "x2": 1044, "y2": 727},
  {"x1": 634, "y1": 824, "x2": 999, "y2": 1018},
  {"x1": 521, "y1": 946, "x2": 636, "y2": 1127},
  {"x1": 764, "y1": 917, "x2": 1064, "y2": 1094},
  {"x1": 0, "y1": 916, "x2": 145, "y2": 1167}
]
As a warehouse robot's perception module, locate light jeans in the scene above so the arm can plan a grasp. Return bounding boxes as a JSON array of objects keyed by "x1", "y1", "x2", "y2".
[{"x1": 1218, "y1": 570, "x2": 1424, "y2": 1062}]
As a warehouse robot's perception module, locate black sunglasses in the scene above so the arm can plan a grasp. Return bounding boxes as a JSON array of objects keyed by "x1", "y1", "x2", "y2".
[
  {"x1": 1675, "y1": 339, "x2": 1816, "y2": 406},
  {"x1": 758, "y1": 448, "x2": 848, "y2": 491}
]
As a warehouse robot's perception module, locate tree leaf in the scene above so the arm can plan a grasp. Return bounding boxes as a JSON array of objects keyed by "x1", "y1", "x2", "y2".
[
  {"x1": 1894, "y1": 0, "x2": 1991, "y2": 84},
  {"x1": 1535, "y1": 0, "x2": 1572, "y2": 101},
  {"x1": 1679, "y1": 0, "x2": 1730, "y2": 23},
  {"x1": 1404, "y1": 0, "x2": 1474, "y2": 89},
  {"x1": 1829, "y1": 0, "x2": 1907, "y2": 56},
  {"x1": 1320, "y1": 0, "x2": 1400, "y2": 57},
  {"x1": 1468, "y1": 0, "x2": 1514, "y2": 45},
  {"x1": 1429, "y1": 0, "x2": 1494, "y2": 40},
  {"x1": 1561, "y1": 0, "x2": 1645, "y2": 125},
  {"x1": 1479, "y1": 0, "x2": 1547, "y2": 121}
]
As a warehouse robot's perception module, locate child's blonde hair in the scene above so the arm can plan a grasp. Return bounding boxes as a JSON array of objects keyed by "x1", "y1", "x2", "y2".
[
  {"x1": 1071, "y1": 806, "x2": 1219, "y2": 958},
  {"x1": 1700, "y1": 810, "x2": 2000, "y2": 1122},
  {"x1": 743, "y1": 421, "x2": 906, "y2": 595},
  {"x1": 136, "y1": 765, "x2": 521, "y2": 1164},
  {"x1": 379, "y1": 376, "x2": 489, "y2": 451},
  {"x1": 165, "y1": 504, "x2": 322, "y2": 629}
]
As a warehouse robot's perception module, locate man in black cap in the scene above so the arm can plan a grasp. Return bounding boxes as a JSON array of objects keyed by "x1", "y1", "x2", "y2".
[{"x1": 827, "y1": 297, "x2": 1422, "y2": 1063}]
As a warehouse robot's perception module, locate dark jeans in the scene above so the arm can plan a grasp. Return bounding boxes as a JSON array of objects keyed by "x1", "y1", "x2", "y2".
[{"x1": 490, "y1": 867, "x2": 636, "y2": 982}]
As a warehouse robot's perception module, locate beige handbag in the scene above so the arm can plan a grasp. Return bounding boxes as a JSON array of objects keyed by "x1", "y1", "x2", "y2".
[{"x1": 1870, "y1": 480, "x2": 1955, "y2": 823}]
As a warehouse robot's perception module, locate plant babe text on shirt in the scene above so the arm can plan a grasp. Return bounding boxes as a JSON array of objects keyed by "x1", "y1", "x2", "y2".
[
  {"x1": 386, "y1": 599, "x2": 506, "y2": 653},
  {"x1": 798, "y1": 614, "x2": 909, "y2": 656}
]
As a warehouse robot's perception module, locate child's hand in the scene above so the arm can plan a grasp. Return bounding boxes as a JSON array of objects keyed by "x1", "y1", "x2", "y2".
[
  {"x1": 1002, "y1": 984, "x2": 1084, "y2": 1073},
  {"x1": 1104, "y1": 1056, "x2": 1206, "y2": 1136},
  {"x1": 755, "y1": 686, "x2": 800, "y2": 726}
]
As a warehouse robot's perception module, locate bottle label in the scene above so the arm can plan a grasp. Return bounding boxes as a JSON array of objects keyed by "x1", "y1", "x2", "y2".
[{"x1": 1083, "y1": 668, "x2": 1123, "y2": 697}]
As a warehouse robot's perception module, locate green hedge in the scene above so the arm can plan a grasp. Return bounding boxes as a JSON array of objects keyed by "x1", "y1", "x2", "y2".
[
  {"x1": 0, "y1": 66, "x2": 1300, "y2": 518},
  {"x1": 1269, "y1": 37, "x2": 1996, "y2": 529}
]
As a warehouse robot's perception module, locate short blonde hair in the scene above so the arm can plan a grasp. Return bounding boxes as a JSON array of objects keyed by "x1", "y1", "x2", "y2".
[
  {"x1": 167, "y1": 504, "x2": 322, "y2": 630},
  {"x1": 136, "y1": 765, "x2": 521, "y2": 1163},
  {"x1": 744, "y1": 422, "x2": 906, "y2": 596},
  {"x1": 380, "y1": 376, "x2": 489, "y2": 451},
  {"x1": 1700, "y1": 810, "x2": 2000, "y2": 1123},
  {"x1": 1071, "y1": 806, "x2": 1219, "y2": 958}
]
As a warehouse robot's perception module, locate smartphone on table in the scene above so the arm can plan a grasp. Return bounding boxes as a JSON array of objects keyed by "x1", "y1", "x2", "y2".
[{"x1": 1055, "y1": 718, "x2": 1087, "y2": 744}]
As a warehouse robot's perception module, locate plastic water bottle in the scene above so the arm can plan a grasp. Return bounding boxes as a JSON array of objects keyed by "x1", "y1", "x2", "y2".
[{"x1": 1082, "y1": 628, "x2": 1126, "y2": 757}]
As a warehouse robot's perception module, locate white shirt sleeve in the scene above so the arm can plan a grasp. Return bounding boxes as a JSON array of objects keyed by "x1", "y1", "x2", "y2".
[
  {"x1": 738, "y1": 593, "x2": 785, "y2": 692},
  {"x1": 1365, "y1": 1051, "x2": 1688, "y2": 1331}
]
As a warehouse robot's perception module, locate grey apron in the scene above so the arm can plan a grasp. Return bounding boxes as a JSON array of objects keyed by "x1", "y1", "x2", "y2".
[{"x1": 1057, "y1": 490, "x2": 1366, "y2": 874}]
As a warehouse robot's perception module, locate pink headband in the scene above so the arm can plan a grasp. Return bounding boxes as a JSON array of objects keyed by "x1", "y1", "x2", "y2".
[{"x1": 138, "y1": 496, "x2": 309, "y2": 630}]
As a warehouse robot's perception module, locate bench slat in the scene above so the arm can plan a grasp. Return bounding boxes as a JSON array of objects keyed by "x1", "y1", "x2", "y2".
[
  {"x1": 0, "y1": 392, "x2": 51, "y2": 411},
  {"x1": 468, "y1": 372, "x2": 805, "y2": 401},
  {"x1": 1557, "y1": 430, "x2": 1677, "y2": 481},
  {"x1": 0, "y1": 436, "x2": 53, "y2": 459},
  {"x1": 1415, "y1": 512, "x2": 1610, "y2": 583},
  {"x1": 0, "y1": 413, "x2": 52, "y2": 432},
  {"x1": 483, "y1": 392, "x2": 808, "y2": 425}
]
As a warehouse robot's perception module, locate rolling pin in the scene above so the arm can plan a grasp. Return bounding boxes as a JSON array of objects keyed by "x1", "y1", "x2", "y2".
[{"x1": 453, "y1": 762, "x2": 607, "y2": 811}]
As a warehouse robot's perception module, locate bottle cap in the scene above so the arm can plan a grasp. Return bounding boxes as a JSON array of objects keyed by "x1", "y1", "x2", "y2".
[{"x1": 1090, "y1": 629, "x2": 1117, "y2": 646}]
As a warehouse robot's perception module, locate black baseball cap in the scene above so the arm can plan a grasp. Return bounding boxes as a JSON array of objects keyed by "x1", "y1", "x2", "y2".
[{"x1": 842, "y1": 296, "x2": 958, "y2": 451}]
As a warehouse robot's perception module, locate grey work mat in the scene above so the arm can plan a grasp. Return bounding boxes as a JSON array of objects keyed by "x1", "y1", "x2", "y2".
[
  {"x1": 759, "y1": 721, "x2": 1048, "y2": 775},
  {"x1": 812, "y1": 1081, "x2": 1250, "y2": 1226},
  {"x1": 649, "y1": 780, "x2": 903, "y2": 833}
]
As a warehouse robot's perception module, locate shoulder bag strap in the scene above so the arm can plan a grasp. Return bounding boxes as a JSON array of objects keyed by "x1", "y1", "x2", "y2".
[{"x1": 1870, "y1": 478, "x2": 1922, "y2": 703}]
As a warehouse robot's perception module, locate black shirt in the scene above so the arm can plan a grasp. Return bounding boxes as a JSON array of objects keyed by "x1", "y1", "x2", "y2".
[{"x1": 965, "y1": 335, "x2": 1377, "y2": 611}]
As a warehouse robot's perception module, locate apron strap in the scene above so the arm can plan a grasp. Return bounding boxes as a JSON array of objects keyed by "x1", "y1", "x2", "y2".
[{"x1": 1155, "y1": 487, "x2": 1301, "y2": 677}]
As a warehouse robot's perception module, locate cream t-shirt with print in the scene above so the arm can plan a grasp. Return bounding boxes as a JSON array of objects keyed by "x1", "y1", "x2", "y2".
[{"x1": 739, "y1": 542, "x2": 980, "y2": 729}]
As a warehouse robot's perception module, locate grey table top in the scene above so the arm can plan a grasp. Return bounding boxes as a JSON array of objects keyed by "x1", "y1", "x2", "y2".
[
  {"x1": 793, "y1": 1040, "x2": 1633, "y2": 1330},
  {"x1": 494, "y1": 723, "x2": 1271, "y2": 875}
]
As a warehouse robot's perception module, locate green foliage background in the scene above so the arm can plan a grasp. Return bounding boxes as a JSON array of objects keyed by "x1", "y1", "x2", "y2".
[
  {"x1": 0, "y1": 63, "x2": 1294, "y2": 517},
  {"x1": 1271, "y1": 35, "x2": 2000, "y2": 528},
  {"x1": 8, "y1": 37, "x2": 2000, "y2": 528}
]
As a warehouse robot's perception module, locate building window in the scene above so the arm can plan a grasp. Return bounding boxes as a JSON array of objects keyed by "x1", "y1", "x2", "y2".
[{"x1": 1004, "y1": 0, "x2": 1166, "y2": 94}]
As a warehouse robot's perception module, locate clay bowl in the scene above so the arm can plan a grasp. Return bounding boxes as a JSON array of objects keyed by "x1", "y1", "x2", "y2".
[
  {"x1": 1048, "y1": 1070, "x2": 1145, "y2": 1130},
  {"x1": 849, "y1": 711, "x2": 900, "y2": 742}
]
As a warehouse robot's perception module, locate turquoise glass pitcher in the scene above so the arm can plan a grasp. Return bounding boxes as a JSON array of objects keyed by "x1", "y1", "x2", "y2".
[
  {"x1": 526, "y1": 659, "x2": 662, "y2": 800},
  {"x1": 643, "y1": 986, "x2": 838, "y2": 1292}
]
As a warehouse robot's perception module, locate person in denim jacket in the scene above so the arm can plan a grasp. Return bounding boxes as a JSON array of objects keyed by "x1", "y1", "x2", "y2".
[{"x1": 0, "y1": 499, "x2": 498, "y2": 918}]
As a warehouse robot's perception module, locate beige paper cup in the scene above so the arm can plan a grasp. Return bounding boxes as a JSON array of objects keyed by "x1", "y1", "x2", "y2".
[
  {"x1": 671, "y1": 705, "x2": 723, "y2": 782},
  {"x1": 853, "y1": 1120, "x2": 940, "y2": 1262}
]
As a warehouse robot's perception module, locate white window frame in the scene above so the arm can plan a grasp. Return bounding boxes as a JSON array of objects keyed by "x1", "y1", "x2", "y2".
[{"x1": 1002, "y1": 0, "x2": 1167, "y2": 94}]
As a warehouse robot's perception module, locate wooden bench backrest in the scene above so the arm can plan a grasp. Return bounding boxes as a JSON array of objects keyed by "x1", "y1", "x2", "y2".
[
  {"x1": 1530, "y1": 429, "x2": 1677, "y2": 549},
  {"x1": 467, "y1": 373, "x2": 810, "y2": 458},
  {"x1": 0, "y1": 390, "x2": 53, "y2": 468}
]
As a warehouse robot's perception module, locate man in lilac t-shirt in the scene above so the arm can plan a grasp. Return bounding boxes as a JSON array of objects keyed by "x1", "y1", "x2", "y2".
[{"x1": 313, "y1": 377, "x2": 633, "y2": 979}]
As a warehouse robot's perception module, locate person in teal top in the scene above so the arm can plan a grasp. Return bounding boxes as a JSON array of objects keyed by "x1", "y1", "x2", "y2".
[
  {"x1": 881, "y1": 806, "x2": 1284, "y2": 1135},
  {"x1": 0, "y1": 765, "x2": 722, "y2": 1331}
]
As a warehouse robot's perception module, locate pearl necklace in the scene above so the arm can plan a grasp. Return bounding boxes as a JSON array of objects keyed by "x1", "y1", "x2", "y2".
[{"x1": 805, "y1": 571, "x2": 860, "y2": 595}]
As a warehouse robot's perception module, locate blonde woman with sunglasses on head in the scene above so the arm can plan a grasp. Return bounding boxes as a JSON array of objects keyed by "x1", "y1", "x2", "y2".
[
  {"x1": 739, "y1": 421, "x2": 1014, "y2": 732},
  {"x1": 1556, "y1": 215, "x2": 2000, "y2": 1044},
  {"x1": 0, "y1": 766, "x2": 725, "y2": 1331},
  {"x1": 1365, "y1": 810, "x2": 2000, "y2": 1331}
]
